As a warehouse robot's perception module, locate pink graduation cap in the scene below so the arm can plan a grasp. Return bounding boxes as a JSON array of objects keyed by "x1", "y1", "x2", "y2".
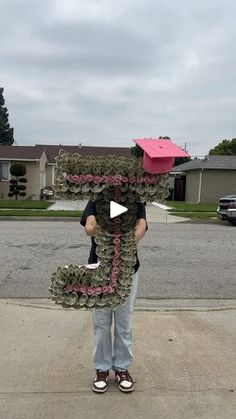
[{"x1": 133, "y1": 138, "x2": 189, "y2": 174}]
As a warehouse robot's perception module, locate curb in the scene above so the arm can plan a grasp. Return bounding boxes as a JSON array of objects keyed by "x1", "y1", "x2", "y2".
[
  {"x1": 1, "y1": 298, "x2": 236, "y2": 312},
  {"x1": 0, "y1": 216, "x2": 219, "y2": 224}
]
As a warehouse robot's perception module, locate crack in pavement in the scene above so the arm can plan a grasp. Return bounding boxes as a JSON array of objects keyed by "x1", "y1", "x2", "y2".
[{"x1": 0, "y1": 269, "x2": 14, "y2": 288}]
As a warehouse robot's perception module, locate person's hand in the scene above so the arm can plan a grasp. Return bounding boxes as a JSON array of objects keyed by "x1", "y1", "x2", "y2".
[{"x1": 85, "y1": 215, "x2": 99, "y2": 237}]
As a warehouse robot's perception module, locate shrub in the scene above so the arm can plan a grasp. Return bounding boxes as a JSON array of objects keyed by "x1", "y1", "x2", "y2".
[
  {"x1": 10, "y1": 164, "x2": 26, "y2": 177},
  {"x1": 8, "y1": 163, "x2": 28, "y2": 200}
]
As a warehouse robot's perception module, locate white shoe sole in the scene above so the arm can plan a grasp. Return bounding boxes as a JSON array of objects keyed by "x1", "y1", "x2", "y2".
[
  {"x1": 115, "y1": 378, "x2": 134, "y2": 393},
  {"x1": 92, "y1": 385, "x2": 107, "y2": 393}
]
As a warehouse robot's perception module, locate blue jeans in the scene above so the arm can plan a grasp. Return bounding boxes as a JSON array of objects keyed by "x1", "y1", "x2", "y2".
[{"x1": 92, "y1": 271, "x2": 139, "y2": 372}]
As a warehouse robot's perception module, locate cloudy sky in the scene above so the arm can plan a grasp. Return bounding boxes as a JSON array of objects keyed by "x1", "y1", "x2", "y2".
[{"x1": 1, "y1": 0, "x2": 236, "y2": 156}]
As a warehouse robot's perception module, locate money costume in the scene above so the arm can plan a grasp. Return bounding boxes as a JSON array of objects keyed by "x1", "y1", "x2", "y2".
[{"x1": 49, "y1": 138, "x2": 188, "y2": 310}]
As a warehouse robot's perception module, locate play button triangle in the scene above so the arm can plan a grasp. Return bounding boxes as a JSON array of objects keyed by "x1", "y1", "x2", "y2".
[{"x1": 110, "y1": 201, "x2": 128, "y2": 218}]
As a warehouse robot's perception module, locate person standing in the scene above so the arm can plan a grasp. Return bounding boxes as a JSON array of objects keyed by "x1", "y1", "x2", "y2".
[{"x1": 80, "y1": 200, "x2": 148, "y2": 393}]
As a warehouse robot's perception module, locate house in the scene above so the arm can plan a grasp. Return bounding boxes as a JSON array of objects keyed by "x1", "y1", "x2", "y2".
[
  {"x1": 0, "y1": 144, "x2": 131, "y2": 200},
  {"x1": 170, "y1": 155, "x2": 236, "y2": 203},
  {"x1": 0, "y1": 146, "x2": 48, "y2": 200}
]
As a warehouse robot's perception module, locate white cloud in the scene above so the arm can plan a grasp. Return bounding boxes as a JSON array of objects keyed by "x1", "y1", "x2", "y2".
[
  {"x1": 1, "y1": 0, "x2": 236, "y2": 155},
  {"x1": 52, "y1": 0, "x2": 130, "y2": 22}
]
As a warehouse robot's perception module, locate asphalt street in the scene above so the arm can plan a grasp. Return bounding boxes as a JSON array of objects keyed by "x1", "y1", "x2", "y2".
[{"x1": 0, "y1": 220, "x2": 235, "y2": 299}]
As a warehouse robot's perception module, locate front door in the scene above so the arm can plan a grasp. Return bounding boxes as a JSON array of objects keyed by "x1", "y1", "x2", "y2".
[{"x1": 174, "y1": 176, "x2": 186, "y2": 201}]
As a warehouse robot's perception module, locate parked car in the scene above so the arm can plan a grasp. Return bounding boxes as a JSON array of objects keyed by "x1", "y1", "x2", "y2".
[{"x1": 217, "y1": 194, "x2": 236, "y2": 225}]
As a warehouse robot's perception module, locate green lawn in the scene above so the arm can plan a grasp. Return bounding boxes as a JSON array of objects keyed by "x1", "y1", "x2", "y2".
[
  {"x1": 0, "y1": 200, "x2": 53, "y2": 209},
  {"x1": 0, "y1": 199, "x2": 82, "y2": 217},
  {"x1": 0, "y1": 209, "x2": 83, "y2": 217},
  {"x1": 169, "y1": 212, "x2": 217, "y2": 219},
  {"x1": 167, "y1": 201, "x2": 217, "y2": 212},
  {"x1": 0, "y1": 199, "x2": 218, "y2": 220},
  {"x1": 166, "y1": 201, "x2": 218, "y2": 219}
]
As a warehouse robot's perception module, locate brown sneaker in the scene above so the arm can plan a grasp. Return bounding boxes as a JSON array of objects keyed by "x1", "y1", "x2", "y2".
[
  {"x1": 92, "y1": 370, "x2": 109, "y2": 393},
  {"x1": 115, "y1": 370, "x2": 134, "y2": 393}
]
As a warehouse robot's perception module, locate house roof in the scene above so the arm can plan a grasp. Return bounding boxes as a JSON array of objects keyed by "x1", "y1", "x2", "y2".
[
  {"x1": 0, "y1": 144, "x2": 132, "y2": 163},
  {"x1": 171, "y1": 155, "x2": 236, "y2": 172},
  {"x1": 35, "y1": 144, "x2": 131, "y2": 163},
  {"x1": 0, "y1": 145, "x2": 46, "y2": 161}
]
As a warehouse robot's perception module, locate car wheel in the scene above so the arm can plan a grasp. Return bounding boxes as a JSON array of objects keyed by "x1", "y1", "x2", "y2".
[{"x1": 228, "y1": 220, "x2": 236, "y2": 226}]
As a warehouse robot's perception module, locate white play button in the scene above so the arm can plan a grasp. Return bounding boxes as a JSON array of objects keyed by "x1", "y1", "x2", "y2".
[{"x1": 110, "y1": 201, "x2": 128, "y2": 218}]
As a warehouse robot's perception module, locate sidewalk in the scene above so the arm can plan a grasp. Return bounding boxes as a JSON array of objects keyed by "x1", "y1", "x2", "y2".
[
  {"x1": 146, "y1": 203, "x2": 190, "y2": 223},
  {"x1": 1, "y1": 299, "x2": 235, "y2": 419}
]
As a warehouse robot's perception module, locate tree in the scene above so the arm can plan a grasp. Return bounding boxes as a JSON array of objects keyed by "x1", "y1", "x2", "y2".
[
  {"x1": 173, "y1": 157, "x2": 190, "y2": 166},
  {"x1": 0, "y1": 86, "x2": 14, "y2": 145},
  {"x1": 130, "y1": 144, "x2": 144, "y2": 158},
  {"x1": 8, "y1": 163, "x2": 27, "y2": 200},
  {"x1": 209, "y1": 138, "x2": 236, "y2": 155}
]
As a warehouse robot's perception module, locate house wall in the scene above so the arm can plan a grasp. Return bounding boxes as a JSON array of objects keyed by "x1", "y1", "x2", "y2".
[
  {"x1": 185, "y1": 169, "x2": 236, "y2": 203},
  {"x1": 39, "y1": 151, "x2": 48, "y2": 189},
  {"x1": 39, "y1": 151, "x2": 47, "y2": 171},
  {"x1": 0, "y1": 161, "x2": 41, "y2": 200},
  {"x1": 201, "y1": 170, "x2": 236, "y2": 203},
  {"x1": 185, "y1": 171, "x2": 200, "y2": 202},
  {"x1": 46, "y1": 165, "x2": 53, "y2": 186}
]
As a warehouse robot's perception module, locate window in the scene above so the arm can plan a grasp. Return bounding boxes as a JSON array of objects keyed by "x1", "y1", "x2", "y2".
[{"x1": 0, "y1": 161, "x2": 10, "y2": 180}]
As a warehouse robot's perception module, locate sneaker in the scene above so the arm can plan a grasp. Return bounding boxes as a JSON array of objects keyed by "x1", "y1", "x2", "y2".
[
  {"x1": 92, "y1": 370, "x2": 109, "y2": 393},
  {"x1": 115, "y1": 370, "x2": 134, "y2": 393}
]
